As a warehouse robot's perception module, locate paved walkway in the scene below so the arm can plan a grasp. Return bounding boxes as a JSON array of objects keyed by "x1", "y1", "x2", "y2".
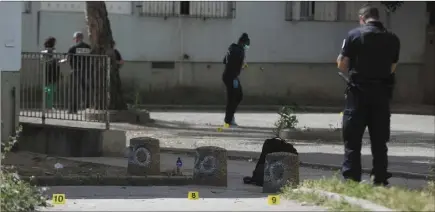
[
  {"x1": 20, "y1": 112, "x2": 435, "y2": 176},
  {"x1": 145, "y1": 112, "x2": 435, "y2": 176},
  {"x1": 40, "y1": 186, "x2": 325, "y2": 211},
  {"x1": 39, "y1": 153, "x2": 427, "y2": 211}
]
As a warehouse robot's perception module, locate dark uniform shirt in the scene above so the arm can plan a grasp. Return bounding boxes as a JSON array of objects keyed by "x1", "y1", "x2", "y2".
[
  {"x1": 67, "y1": 41, "x2": 92, "y2": 72},
  {"x1": 41, "y1": 48, "x2": 60, "y2": 84},
  {"x1": 222, "y1": 43, "x2": 245, "y2": 82},
  {"x1": 114, "y1": 49, "x2": 122, "y2": 61},
  {"x1": 341, "y1": 21, "x2": 400, "y2": 85}
]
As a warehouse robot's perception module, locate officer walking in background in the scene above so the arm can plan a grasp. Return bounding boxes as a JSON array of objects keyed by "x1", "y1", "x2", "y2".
[
  {"x1": 336, "y1": 4, "x2": 400, "y2": 186},
  {"x1": 222, "y1": 33, "x2": 250, "y2": 127},
  {"x1": 67, "y1": 31, "x2": 92, "y2": 113}
]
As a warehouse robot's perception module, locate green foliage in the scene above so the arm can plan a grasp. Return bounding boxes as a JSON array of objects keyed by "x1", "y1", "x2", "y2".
[
  {"x1": 1, "y1": 126, "x2": 48, "y2": 212},
  {"x1": 273, "y1": 105, "x2": 299, "y2": 135},
  {"x1": 381, "y1": 1, "x2": 404, "y2": 12}
]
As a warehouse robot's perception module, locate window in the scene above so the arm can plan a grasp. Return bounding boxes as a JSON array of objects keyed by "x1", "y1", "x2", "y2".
[
  {"x1": 339, "y1": 1, "x2": 368, "y2": 21},
  {"x1": 139, "y1": 1, "x2": 176, "y2": 17},
  {"x1": 139, "y1": 1, "x2": 235, "y2": 19},
  {"x1": 300, "y1": 1, "x2": 315, "y2": 20},
  {"x1": 22, "y1": 2, "x2": 31, "y2": 13},
  {"x1": 40, "y1": 2, "x2": 132, "y2": 14},
  {"x1": 180, "y1": 1, "x2": 190, "y2": 15},
  {"x1": 286, "y1": 1, "x2": 338, "y2": 21}
]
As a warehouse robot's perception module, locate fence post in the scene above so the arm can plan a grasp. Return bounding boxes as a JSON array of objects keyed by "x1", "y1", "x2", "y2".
[
  {"x1": 41, "y1": 54, "x2": 46, "y2": 124},
  {"x1": 105, "y1": 56, "x2": 111, "y2": 130}
]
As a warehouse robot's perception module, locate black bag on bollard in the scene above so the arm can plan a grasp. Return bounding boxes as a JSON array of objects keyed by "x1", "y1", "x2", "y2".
[{"x1": 243, "y1": 137, "x2": 298, "y2": 186}]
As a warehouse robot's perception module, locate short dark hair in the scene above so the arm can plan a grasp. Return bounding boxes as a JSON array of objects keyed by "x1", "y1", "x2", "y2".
[
  {"x1": 358, "y1": 4, "x2": 380, "y2": 20},
  {"x1": 238, "y1": 33, "x2": 250, "y2": 46},
  {"x1": 44, "y1": 36, "x2": 56, "y2": 48}
]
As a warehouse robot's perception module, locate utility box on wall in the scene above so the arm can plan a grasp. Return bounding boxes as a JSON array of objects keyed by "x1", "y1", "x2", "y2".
[{"x1": 0, "y1": 2, "x2": 22, "y2": 142}]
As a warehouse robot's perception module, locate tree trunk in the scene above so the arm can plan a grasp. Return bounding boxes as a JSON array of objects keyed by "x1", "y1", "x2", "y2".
[{"x1": 85, "y1": 1, "x2": 126, "y2": 110}]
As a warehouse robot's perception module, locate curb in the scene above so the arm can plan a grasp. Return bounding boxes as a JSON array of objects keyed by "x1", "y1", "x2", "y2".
[
  {"x1": 295, "y1": 188, "x2": 394, "y2": 211},
  {"x1": 160, "y1": 147, "x2": 435, "y2": 181},
  {"x1": 140, "y1": 104, "x2": 435, "y2": 115},
  {"x1": 21, "y1": 175, "x2": 193, "y2": 186}
]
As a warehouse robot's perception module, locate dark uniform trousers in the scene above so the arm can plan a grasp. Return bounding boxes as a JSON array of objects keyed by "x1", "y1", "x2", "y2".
[
  {"x1": 224, "y1": 78, "x2": 243, "y2": 124},
  {"x1": 69, "y1": 69, "x2": 92, "y2": 112},
  {"x1": 341, "y1": 83, "x2": 392, "y2": 183}
]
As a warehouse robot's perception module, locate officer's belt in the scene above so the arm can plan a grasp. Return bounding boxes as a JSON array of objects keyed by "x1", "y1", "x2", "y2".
[{"x1": 351, "y1": 79, "x2": 391, "y2": 87}]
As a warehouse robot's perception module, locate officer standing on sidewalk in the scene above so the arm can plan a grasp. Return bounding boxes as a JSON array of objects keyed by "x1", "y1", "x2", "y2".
[{"x1": 336, "y1": 4, "x2": 400, "y2": 186}]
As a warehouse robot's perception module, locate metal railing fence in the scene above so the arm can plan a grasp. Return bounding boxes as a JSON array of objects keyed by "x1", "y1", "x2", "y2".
[{"x1": 20, "y1": 51, "x2": 111, "y2": 129}]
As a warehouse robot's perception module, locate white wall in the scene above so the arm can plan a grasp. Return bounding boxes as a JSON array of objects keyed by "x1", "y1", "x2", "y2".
[
  {"x1": 22, "y1": 1, "x2": 426, "y2": 64},
  {"x1": 0, "y1": 2, "x2": 22, "y2": 70}
]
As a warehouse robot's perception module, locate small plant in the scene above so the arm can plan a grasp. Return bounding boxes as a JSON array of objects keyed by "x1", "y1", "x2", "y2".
[
  {"x1": 127, "y1": 91, "x2": 141, "y2": 110},
  {"x1": 131, "y1": 91, "x2": 141, "y2": 109},
  {"x1": 1, "y1": 126, "x2": 48, "y2": 212},
  {"x1": 273, "y1": 105, "x2": 299, "y2": 135}
]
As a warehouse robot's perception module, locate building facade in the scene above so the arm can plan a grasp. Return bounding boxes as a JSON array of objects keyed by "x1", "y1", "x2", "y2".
[{"x1": 20, "y1": 1, "x2": 433, "y2": 106}]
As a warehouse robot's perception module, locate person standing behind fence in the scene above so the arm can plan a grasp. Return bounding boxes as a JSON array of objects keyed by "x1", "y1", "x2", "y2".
[
  {"x1": 110, "y1": 40, "x2": 127, "y2": 110},
  {"x1": 67, "y1": 31, "x2": 92, "y2": 114},
  {"x1": 41, "y1": 36, "x2": 60, "y2": 110}
]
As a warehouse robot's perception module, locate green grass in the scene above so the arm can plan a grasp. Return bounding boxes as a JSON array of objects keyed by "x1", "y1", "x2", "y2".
[
  {"x1": 282, "y1": 187, "x2": 367, "y2": 211},
  {"x1": 288, "y1": 175, "x2": 435, "y2": 212}
]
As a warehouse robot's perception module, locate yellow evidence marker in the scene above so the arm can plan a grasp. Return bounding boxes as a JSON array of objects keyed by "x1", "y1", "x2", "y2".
[
  {"x1": 217, "y1": 123, "x2": 230, "y2": 132},
  {"x1": 268, "y1": 195, "x2": 280, "y2": 205},
  {"x1": 52, "y1": 194, "x2": 66, "y2": 205},
  {"x1": 340, "y1": 111, "x2": 343, "y2": 116},
  {"x1": 188, "y1": 191, "x2": 199, "y2": 200}
]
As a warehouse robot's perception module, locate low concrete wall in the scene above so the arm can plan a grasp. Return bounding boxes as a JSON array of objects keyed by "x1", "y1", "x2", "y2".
[
  {"x1": 19, "y1": 123, "x2": 105, "y2": 157},
  {"x1": 19, "y1": 122, "x2": 130, "y2": 157}
]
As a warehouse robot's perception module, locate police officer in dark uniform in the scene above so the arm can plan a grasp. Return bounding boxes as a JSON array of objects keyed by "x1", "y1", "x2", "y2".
[
  {"x1": 336, "y1": 4, "x2": 400, "y2": 186},
  {"x1": 222, "y1": 33, "x2": 250, "y2": 127},
  {"x1": 67, "y1": 31, "x2": 92, "y2": 113}
]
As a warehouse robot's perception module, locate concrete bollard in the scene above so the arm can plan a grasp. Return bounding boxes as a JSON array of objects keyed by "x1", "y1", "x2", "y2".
[
  {"x1": 193, "y1": 146, "x2": 227, "y2": 187},
  {"x1": 127, "y1": 137, "x2": 160, "y2": 176},
  {"x1": 263, "y1": 152, "x2": 299, "y2": 193}
]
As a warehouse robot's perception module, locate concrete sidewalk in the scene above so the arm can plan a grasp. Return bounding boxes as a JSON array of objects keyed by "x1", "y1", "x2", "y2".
[
  {"x1": 40, "y1": 186, "x2": 325, "y2": 211},
  {"x1": 141, "y1": 112, "x2": 435, "y2": 177},
  {"x1": 142, "y1": 104, "x2": 435, "y2": 116},
  {"x1": 19, "y1": 112, "x2": 435, "y2": 177},
  {"x1": 39, "y1": 153, "x2": 428, "y2": 211}
]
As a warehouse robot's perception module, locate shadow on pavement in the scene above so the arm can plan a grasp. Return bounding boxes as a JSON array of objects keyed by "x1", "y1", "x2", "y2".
[{"x1": 300, "y1": 152, "x2": 435, "y2": 177}]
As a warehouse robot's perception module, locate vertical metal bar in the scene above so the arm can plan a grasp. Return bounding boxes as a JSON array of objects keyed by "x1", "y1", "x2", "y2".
[
  {"x1": 30, "y1": 54, "x2": 35, "y2": 117},
  {"x1": 10, "y1": 87, "x2": 16, "y2": 137},
  {"x1": 41, "y1": 52, "x2": 46, "y2": 124},
  {"x1": 20, "y1": 54, "x2": 25, "y2": 117},
  {"x1": 105, "y1": 56, "x2": 111, "y2": 130},
  {"x1": 83, "y1": 55, "x2": 88, "y2": 121}
]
